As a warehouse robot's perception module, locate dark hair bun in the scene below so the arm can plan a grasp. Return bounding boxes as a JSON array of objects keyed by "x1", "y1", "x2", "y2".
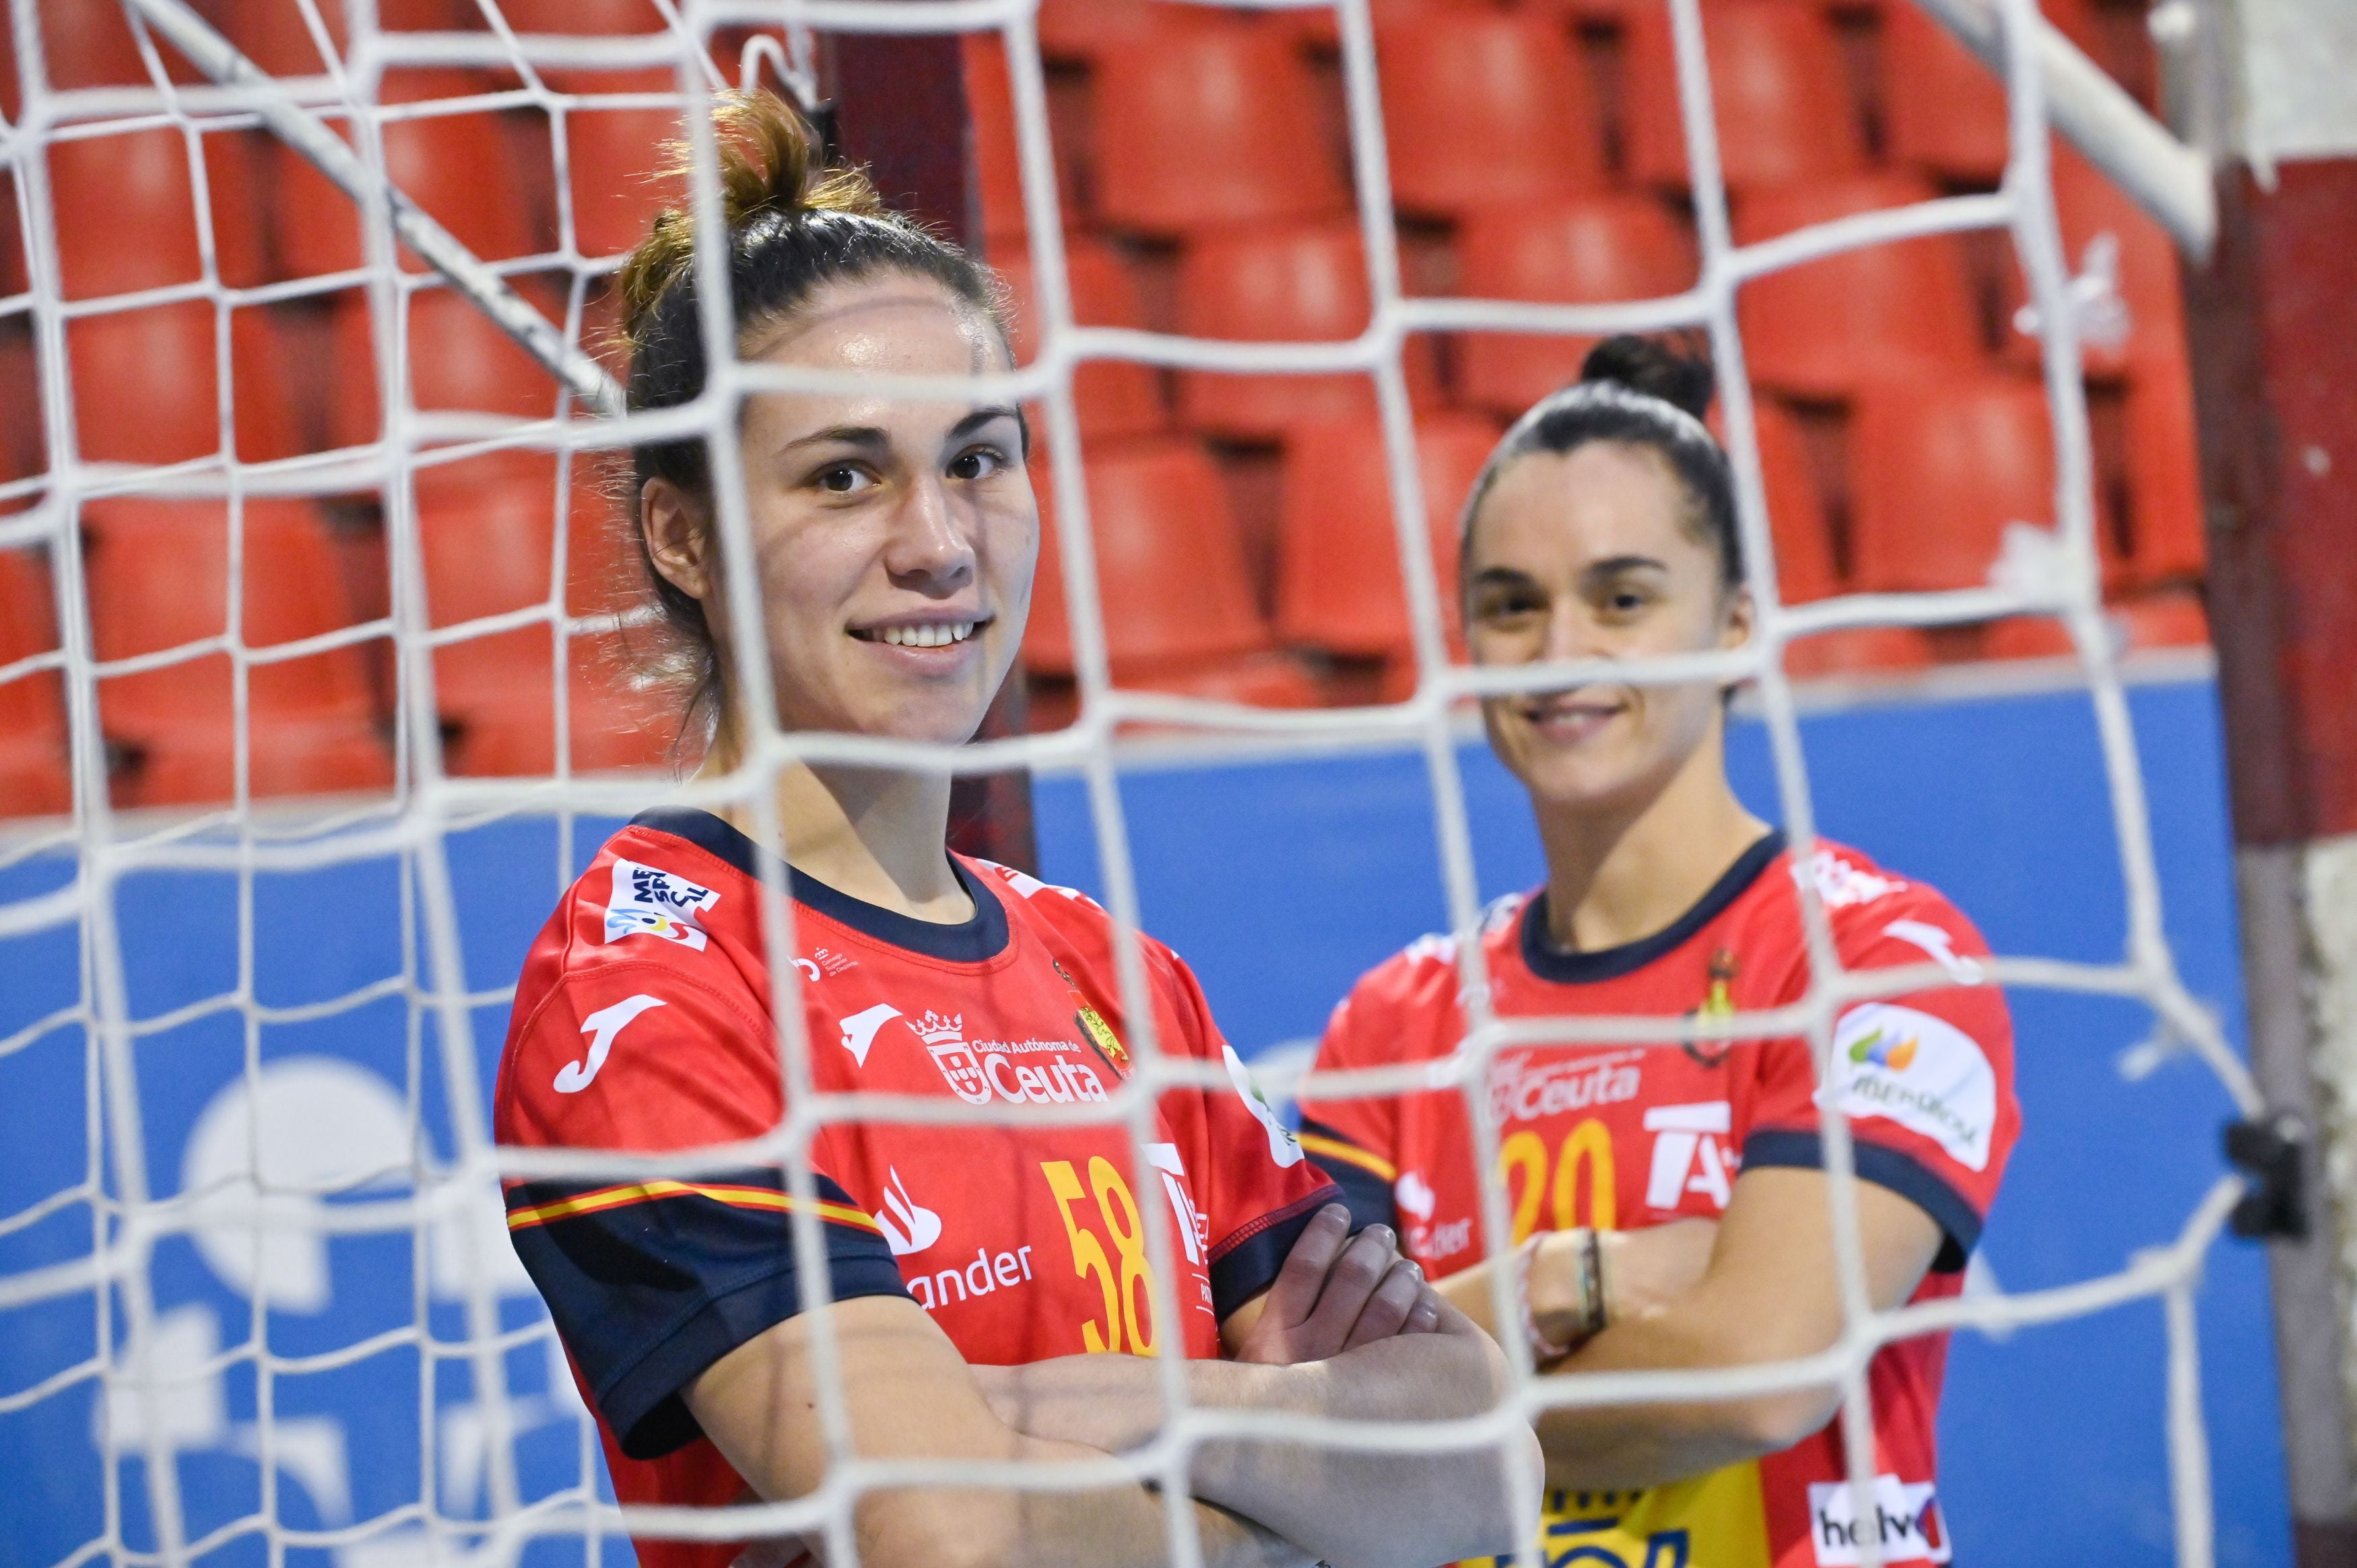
[{"x1": 1579, "y1": 333, "x2": 1715, "y2": 421}]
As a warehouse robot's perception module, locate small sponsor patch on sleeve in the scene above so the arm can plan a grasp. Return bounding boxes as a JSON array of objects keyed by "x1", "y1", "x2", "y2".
[
  {"x1": 1822, "y1": 1002, "x2": 1996, "y2": 1172},
  {"x1": 603, "y1": 858, "x2": 720, "y2": 951}
]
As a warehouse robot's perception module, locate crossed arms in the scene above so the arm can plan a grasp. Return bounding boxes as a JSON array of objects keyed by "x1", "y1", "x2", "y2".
[{"x1": 689, "y1": 1204, "x2": 1543, "y2": 1568}]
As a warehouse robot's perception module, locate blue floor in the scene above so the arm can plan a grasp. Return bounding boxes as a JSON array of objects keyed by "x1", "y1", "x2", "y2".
[{"x1": 0, "y1": 674, "x2": 2294, "y2": 1566}]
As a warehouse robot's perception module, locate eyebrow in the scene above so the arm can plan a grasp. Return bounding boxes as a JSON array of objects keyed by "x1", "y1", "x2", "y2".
[
  {"x1": 778, "y1": 405, "x2": 1025, "y2": 459},
  {"x1": 1582, "y1": 554, "x2": 1671, "y2": 578}
]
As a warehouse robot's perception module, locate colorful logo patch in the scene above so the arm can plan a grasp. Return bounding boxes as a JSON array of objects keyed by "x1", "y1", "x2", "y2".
[
  {"x1": 602, "y1": 858, "x2": 720, "y2": 951},
  {"x1": 1825, "y1": 1002, "x2": 1997, "y2": 1171},
  {"x1": 1849, "y1": 1026, "x2": 1920, "y2": 1072}
]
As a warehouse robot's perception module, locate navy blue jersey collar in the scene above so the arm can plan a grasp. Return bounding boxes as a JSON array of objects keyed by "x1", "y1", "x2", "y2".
[
  {"x1": 1521, "y1": 829, "x2": 1786, "y2": 984},
  {"x1": 627, "y1": 808, "x2": 1009, "y2": 963}
]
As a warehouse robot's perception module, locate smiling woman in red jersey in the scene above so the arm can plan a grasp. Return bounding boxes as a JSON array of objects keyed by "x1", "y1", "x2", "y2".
[
  {"x1": 492, "y1": 92, "x2": 1537, "y2": 1568},
  {"x1": 1298, "y1": 336, "x2": 2020, "y2": 1568}
]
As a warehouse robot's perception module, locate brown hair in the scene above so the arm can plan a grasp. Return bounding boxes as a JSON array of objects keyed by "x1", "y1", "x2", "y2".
[
  {"x1": 613, "y1": 89, "x2": 1010, "y2": 743},
  {"x1": 1461, "y1": 333, "x2": 1741, "y2": 593}
]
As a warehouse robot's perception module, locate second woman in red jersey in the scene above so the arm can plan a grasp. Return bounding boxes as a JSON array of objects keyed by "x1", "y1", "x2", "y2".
[
  {"x1": 1300, "y1": 337, "x2": 2020, "y2": 1566},
  {"x1": 492, "y1": 92, "x2": 1538, "y2": 1568}
]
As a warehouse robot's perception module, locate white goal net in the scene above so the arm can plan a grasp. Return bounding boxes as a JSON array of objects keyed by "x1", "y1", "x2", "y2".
[{"x1": 0, "y1": 1, "x2": 2265, "y2": 1565}]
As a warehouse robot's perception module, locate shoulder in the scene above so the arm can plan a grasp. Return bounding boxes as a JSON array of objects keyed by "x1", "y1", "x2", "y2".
[
  {"x1": 498, "y1": 827, "x2": 768, "y2": 1135},
  {"x1": 1791, "y1": 840, "x2": 1995, "y2": 972},
  {"x1": 1326, "y1": 892, "x2": 1527, "y2": 1051},
  {"x1": 960, "y1": 853, "x2": 1202, "y2": 1011}
]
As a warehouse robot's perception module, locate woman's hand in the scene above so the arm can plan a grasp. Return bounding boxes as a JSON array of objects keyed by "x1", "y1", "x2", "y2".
[{"x1": 1230, "y1": 1204, "x2": 1442, "y2": 1366}]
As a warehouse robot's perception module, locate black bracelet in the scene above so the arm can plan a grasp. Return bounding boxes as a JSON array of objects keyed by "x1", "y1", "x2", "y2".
[{"x1": 1577, "y1": 1226, "x2": 1607, "y2": 1338}]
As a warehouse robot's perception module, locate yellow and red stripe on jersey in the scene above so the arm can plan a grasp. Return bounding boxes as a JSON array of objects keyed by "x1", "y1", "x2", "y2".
[
  {"x1": 1296, "y1": 1129, "x2": 1395, "y2": 1183},
  {"x1": 504, "y1": 1178, "x2": 882, "y2": 1234}
]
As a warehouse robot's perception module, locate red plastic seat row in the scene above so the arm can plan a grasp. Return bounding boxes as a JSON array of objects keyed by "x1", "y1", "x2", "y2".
[
  {"x1": 1453, "y1": 195, "x2": 1701, "y2": 418},
  {"x1": 1172, "y1": 221, "x2": 1441, "y2": 440},
  {"x1": 46, "y1": 125, "x2": 271, "y2": 299},
  {"x1": 79, "y1": 496, "x2": 391, "y2": 807},
  {"x1": 1273, "y1": 413, "x2": 1500, "y2": 660},
  {"x1": 1883, "y1": 0, "x2": 2103, "y2": 182},
  {"x1": 1024, "y1": 438, "x2": 1271, "y2": 680},
  {"x1": 1092, "y1": 30, "x2": 1350, "y2": 239},
  {"x1": 271, "y1": 69, "x2": 552, "y2": 281},
  {"x1": 327, "y1": 285, "x2": 571, "y2": 450},
  {"x1": 991, "y1": 239, "x2": 1166, "y2": 441},
  {"x1": 413, "y1": 448, "x2": 669, "y2": 777}
]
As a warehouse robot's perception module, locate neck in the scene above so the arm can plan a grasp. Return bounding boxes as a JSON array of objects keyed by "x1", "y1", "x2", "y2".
[
  {"x1": 1531, "y1": 726, "x2": 1770, "y2": 955},
  {"x1": 695, "y1": 726, "x2": 972, "y2": 923}
]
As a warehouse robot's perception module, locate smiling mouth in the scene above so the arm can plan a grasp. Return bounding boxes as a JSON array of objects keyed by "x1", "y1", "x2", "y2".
[
  {"x1": 850, "y1": 619, "x2": 986, "y2": 649},
  {"x1": 1520, "y1": 695, "x2": 1624, "y2": 734}
]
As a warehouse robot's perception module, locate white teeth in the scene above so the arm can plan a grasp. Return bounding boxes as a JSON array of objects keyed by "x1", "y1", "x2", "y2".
[{"x1": 877, "y1": 622, "x2": 976, "y2": 648}]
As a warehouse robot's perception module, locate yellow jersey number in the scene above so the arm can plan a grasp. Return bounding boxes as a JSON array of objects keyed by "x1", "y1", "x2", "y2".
[
  {"x1": 1500, "y1": 1119, "x2": 1618, "y2": 1243},
  {"x1": 1041, "y1": 1156, "x2": 1160, "y2": 1355}
]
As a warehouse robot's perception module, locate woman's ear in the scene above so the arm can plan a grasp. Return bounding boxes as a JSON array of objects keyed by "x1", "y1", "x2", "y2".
[
  {"x1": 1718, "y1": 584, "x2": 1756, "y2": 652},
  {"x1": 641, "y1": 477, "x2": 711, "y2": 601}
]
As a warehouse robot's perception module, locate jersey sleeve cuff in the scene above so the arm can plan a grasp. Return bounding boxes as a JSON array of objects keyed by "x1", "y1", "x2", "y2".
[
  {"x1": 1298, "y1": 1118, "x2": 1399, "y2": 1235},
  {"x1": 1207, "y1": 1182, "x2": 1345, "y2": 1322},
  {"x1": 1741, "y1": 1129, "x2": 1981, "y2": 1273},
  {"x1": 600, "y1": 1253, "x2": 912, "y2": 1460}
]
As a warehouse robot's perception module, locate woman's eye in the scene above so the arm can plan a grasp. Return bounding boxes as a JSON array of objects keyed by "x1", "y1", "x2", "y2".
[
  {"x1": 948, "y1": 446, "x2": 1007, "y2": 482},
  {"x1": 815, "y1": 465, "x2": 873, "y2": 495}
]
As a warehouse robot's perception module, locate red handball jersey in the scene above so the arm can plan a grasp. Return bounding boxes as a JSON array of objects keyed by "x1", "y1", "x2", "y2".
[
  {"x1": 494, "y1": 810, "x2": 1339, "y2": 1568},
  {"x1": 1298, "y1": 832, "x2": 2018, "y2": 1568}
]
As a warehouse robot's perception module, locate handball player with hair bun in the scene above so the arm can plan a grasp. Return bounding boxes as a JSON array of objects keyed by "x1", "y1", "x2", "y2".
[
  {"x1": 1298, "y1": 337, "x2": 2020, "y2": 1566},
  {"x1": 492, "y1": 91, "x2": 1538, "y2": 1568}
]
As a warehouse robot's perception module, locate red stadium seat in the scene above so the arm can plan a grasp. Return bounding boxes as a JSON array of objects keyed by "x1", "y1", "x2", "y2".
[
  {"x1": 1268, "y1": 0, "x2": 1492, "y2": 50},
  {"x1": 1783, "y1": 625, "x2": 1937, "y2": 681},
  {"x1": 0, "y1": 546, "x2": 71, "y2": 817},
  {"x1": 1374, "y1": 11, "x2": 1605, "y2": 218},
  {"x1": 968, "y1": 38, "x2": 1022, "y2": 244},
  {"x1": 1735, "y1": 174, "x2": 1986, "y2": 399},
  {"x1": 2121, "y1": 356, "x2": 2205, "y2": 585},
  {"x1": 410, "y1": 450, "x2": 665, "y2": 776},
  {"x1": 1849, "y1": 372, "x2": 2103, "y2": 594},
  {"x1": 1624, "y1": 1, "x2": 1866, "y2": 193},
  {"x1": 1981, "y1": 613, "x2": 2077, "y2": 661},
  {"x1": 500, "y1": 0, "x2": 673, "y2": 32},
  {"x1": 0, "y1": 165, "x2": 23, "y2": 300},
  {"x1": 1, "y1": 327, "x2": 43, "y2": 484},
  {"x1": 1129, "y1": 654, "x2": 1327, "y2": 710},
  {"x1": 46, "y1": 125, "x2": 270, "y2": 299},
  {"x1": 1454, "y1": 195, "x2": 1700, "y2": 417},
  {"x1": 2115, "y1": 586, "x2": 2208, "y2": 650},
  {"x1": 1024, "y1": 439, "x2": 1271, "y2": 677},
  {"x1": 1037, "y1": 0, "x2": 1234, "y2": 64},
  {"x1": 1173, "y1": 221, "x2": 1438, "y2": 440},
  {"x1": 1275, "y1": 413, "x2": 1500, "y2": 658},
  {"x1": 995, "y1": 240, "x2": 1166, "y2": 440},
  {"x1": 1092, "y1": 30, "x2": 1350, "y2": 238},
  {"x1": 226, "y1": 0, "x2": 473, "y2": 73},
  {"x1": 1882, "y1": 0, "x2": 2100, "y2": 182},
  {"x1": 2001, "y1": 147, "x2": 2187, "y2": 379},
  {"x1": 81, "y1": 496, "x2": 391, "y2": 805},
  {"x1": 1748, "y1": 400, "x2": 1840, "y2": 604},
  {"x1": 274, "y1": 69, "x2": 547, "y2": 279},
  {"x1": 33, "y1": 0, "x2": 212, "y2": 90},
  {"x1": 544, "y1": 68, "x2": 686, "y2": 260},
  {"x1": 327, "y1": 285, "x2": 568, "y2": 450},
  {"x1": 67, "y1": 302, "x2": 302, "y2": 467}
]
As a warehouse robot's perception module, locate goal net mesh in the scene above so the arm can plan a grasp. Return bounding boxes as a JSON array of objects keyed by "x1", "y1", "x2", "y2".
[{"x1": 0, "y1": 1, "x2": 2259, "y2": 1565}]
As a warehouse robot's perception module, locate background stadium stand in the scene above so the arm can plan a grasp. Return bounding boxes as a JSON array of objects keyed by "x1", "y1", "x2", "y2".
[{"x1": 0, "y1": 0, "x2": 2209, "y2": 814}]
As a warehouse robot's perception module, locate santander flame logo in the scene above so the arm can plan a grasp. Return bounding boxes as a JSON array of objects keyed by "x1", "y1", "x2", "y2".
[{"x1": 873, "y1": 1167, "x2": 942, "y2": 1256}]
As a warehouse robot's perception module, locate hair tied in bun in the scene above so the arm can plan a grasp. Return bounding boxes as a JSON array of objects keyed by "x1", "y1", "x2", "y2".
[{"x1": 1578, "y1": 333, "x2": 1716, "y2": 422}]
